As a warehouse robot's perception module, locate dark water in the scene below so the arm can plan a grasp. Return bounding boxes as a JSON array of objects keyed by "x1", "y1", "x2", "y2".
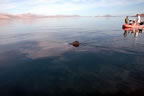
[{"x1": 0, "y1": 17, "x2": 144, "y2": 96}]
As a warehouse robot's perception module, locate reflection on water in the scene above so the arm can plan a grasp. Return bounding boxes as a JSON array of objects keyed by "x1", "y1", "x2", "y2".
[
  {"x1": 0, "y1": 18, "x2": 144, "y2": 96},
  {"x1": 123, "y1": 28, "x2": 144, "y2": 39}
]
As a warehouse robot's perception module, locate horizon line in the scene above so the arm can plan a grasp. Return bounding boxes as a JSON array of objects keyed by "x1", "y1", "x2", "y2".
[{"x1": 0, "y1": 12, "x2": 140, "y2": 17}]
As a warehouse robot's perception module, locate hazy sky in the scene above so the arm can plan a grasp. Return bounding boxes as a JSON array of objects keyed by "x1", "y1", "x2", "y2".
[{"x1": 0, "y1": 0, "x2": 144, "y2": 16}]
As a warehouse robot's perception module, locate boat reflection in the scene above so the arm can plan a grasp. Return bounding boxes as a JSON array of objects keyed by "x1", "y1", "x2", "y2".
[{"x1": 123, "y1": 28, "x2": 144, "y2": 39}]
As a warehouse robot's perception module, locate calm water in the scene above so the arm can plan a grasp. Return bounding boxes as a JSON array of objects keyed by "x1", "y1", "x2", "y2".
[{"x1": 0, "y1": 17, "x2": 144, "y2": 96}]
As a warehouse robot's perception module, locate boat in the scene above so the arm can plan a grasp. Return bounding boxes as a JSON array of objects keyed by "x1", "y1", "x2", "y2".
[
  {"x1": 123, "y1": 27, "x2": 143, "y2": 31},
  {"x1": 123, "y1": 24, "x2": 144, "y2": 28}
]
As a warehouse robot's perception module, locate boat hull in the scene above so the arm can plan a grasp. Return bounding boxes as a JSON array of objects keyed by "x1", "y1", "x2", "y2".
[{"x1": 123, "y1": 24, "x2": 144, "y2": 28}]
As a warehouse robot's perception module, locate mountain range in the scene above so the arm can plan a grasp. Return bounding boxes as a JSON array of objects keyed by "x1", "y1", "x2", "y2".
[
  {"x1": 0, "y1": 13, "x2": 81, "y2": 19},
  {"x1": 1, "y1": 13, "x2": 143, "y2": 19}
]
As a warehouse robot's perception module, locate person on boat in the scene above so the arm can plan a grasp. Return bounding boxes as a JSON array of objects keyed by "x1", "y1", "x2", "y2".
[
  {"x1": 140, "y1": 21, "x2": 144, "y2": 25},
  {"x1": 136, "y1": 14, "x2": 141, "y2": 25},
  {"x1": 125, "y1": 16, "x2": 129, "y2": 24},
  {"x1": 132, "y1": 20, "x2": 136, "y2": 26},
  {"x1": 129, "y1": 20, "x2": 133, "y2": 25}
]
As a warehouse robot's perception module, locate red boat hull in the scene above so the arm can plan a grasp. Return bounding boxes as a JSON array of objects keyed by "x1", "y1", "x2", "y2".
[{"x1": 123, "y1": 24, "x2": 144, "y2": 28}]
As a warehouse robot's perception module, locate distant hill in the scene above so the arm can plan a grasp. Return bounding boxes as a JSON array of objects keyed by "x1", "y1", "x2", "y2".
[
  {"x1": 131, "y1": 13, "x2": 144, "y2": 17},
  {"x1": 0, "y1": 13, "x2": 15, "y2": 19},
  {"x1": 95, "y1": 14, "x2": 118, "y2": 17},
  {"x1": 0, "y1": 13, "x2": 81, "y2": 19},
  {"x1": 16, "y1": 13, "x2": 39, "y2": 18},
  {"x1": 139, "y1": 13, "x2": 144, "y2": 16}
]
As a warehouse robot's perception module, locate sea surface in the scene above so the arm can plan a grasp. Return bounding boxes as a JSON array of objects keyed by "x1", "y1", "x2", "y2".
[{"x1": 0, "y1": 17, "x2": 144, "y2": 96}]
